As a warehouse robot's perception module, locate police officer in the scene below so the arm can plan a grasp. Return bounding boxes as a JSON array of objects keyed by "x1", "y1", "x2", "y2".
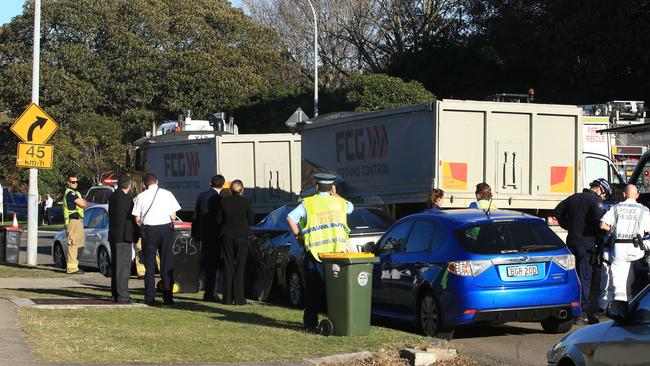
[
  {"x1": 286, "y1": 173, "x2": 353, "y2": 332},
  {"x1": 553, "y1": 178, "x2": 609, "y2": 324},
  {"x1": 599, "y1": 184, "x2": 650, "y2": 303},
  {"x1": 63, "y1": 175, "x2": 88, "y2": 274}
]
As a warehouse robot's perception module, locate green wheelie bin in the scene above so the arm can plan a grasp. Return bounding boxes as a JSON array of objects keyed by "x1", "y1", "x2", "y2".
[{"x1": 319, "y1": 252, "x2": 379, "y2": 336}]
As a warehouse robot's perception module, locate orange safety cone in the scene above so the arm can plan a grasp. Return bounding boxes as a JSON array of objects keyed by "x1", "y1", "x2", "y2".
[{"x1": 11, "y1": 213, "x2": 18, "y2": 228}]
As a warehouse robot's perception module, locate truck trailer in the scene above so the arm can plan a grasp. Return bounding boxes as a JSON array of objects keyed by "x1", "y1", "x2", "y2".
[
  {"x1": 130, "y1": 131, "x2": 301, "y2": 218},
  {"x1": 300, "y1": 99, "x2": 619, "y2": 217}
]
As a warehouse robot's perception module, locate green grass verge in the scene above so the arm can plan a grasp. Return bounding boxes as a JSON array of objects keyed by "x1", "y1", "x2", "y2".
[
  {"x1": 16, "y1": 288, "x2": 427, "y2": 363},
  {"x1": 0, "y1": 221, "x2": 64, "y2": 230},
  {"x1": 0, "y1": 263, "x2": 68, "y2": 278}
]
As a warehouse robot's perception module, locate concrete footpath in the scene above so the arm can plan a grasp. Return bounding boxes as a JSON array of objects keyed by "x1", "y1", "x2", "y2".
[{"x1": 0, "y1": 276, "x2": 309, "y2": 366}]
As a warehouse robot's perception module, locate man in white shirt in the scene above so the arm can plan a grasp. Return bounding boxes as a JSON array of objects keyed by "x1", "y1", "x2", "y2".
[
  {"x1": 600, "y1": 184, "x2": 650, "y2": 303},
  {"x1": 132, "y1": 173, "x2": 181, "y2": 306},
  {"x1": 44, "y1": 193, "x2": 54, "y2": 225}
]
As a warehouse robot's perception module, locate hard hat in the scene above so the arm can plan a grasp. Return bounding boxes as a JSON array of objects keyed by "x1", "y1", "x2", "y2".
[{"x1": 592, "y1": 178, "x2": 611, "y2": 196}]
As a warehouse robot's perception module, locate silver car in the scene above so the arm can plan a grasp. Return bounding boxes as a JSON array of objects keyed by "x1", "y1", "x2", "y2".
[
  {"x1": 547, "y1": 284, "x2": 650, "y2": 366},
  {"x1": 51, "y1": 204, "x2": 131, "y2": 277}
]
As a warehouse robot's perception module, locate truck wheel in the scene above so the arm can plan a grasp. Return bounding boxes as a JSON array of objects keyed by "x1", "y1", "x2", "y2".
[
  {"x1": 286, "y1": 268, "x2": 303, "y2": 308},
  {"x1": 540, "y1": 317, "x2": 574, "y2": 334},
  {"x1": 98, "y1": 247, "x2": 112, "y2": 277}
]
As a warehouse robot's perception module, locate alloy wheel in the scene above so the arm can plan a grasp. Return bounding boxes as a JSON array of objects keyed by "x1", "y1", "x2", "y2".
[{"x1": 419, "y1": 293, "x2": 439, "y2": 337}]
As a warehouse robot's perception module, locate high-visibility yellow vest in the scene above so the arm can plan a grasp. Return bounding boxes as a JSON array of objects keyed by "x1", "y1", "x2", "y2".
[
  {"x1": 475, "y1": 199, "x2": 497, "y2": 210},
  {"x1": 302, "y1": 195, "x2": 350, "y2": 262},
  {"x1": 63, "y1": 188, "x2": 84, "y2": 224}
]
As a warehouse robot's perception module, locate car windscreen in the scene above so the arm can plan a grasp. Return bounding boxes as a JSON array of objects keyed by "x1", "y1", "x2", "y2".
[
  {"x1": 86, "y1": 188, "x2": 113, "y2": 204},
  {"x1": 347, "y1": 208, "x2": 395, "y2": 232},
  {"x1": 454, "y1": 220, "x2": 565, "y2": 254}
]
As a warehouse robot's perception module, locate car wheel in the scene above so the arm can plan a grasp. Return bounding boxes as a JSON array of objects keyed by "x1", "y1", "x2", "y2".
[
  {"x1": 418, "y1": 291, "x2": 439, "y2": 337},
  {"x1": 540, "y1": 317, "x2": 574, "y2": 334},
  {"x1": 53, "y1": 243, "x2": 66, "y2": 269},
  {"x1": 98, "y1": 247, "x2": 112, "y2": 278},
  {"x1": 286, "y1": 268, "x2": 303, "y2": 308}
]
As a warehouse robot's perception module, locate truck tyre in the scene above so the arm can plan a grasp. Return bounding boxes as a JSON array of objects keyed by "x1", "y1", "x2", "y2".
[{"x1": 540, "y1": 317, "x2": 574, "y2": 334}]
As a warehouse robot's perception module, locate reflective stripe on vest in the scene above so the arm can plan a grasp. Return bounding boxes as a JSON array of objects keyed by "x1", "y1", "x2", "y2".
[
  {"x1": 63, "y1": 188, "x2": 84, "y2": 224},
  {"x1": 303, "y1": 195, "x2": 349, "y2": 261}
]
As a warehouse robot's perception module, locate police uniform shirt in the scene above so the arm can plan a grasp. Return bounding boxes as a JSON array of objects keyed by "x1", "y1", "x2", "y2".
[
  {"x1": 553, "y1": 189, "x2": 606, "y2": 246},
  {"x1": 288, "y1": 192, "x2": 354, "y2": 226},
  {"x1": 601, "y1": 198, "x2": 650, "y2": 240},
  {"x1": 132, "y1": 184, "x2": 181, "y2": 226}
]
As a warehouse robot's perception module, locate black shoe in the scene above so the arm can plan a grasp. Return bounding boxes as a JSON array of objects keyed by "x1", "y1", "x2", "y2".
[
  {"x1": 117, "y1": 298, "x2": 133, "y2": 304},
  {"x1": 145, "y1": 300, "x2": 157, "y2": 306}
]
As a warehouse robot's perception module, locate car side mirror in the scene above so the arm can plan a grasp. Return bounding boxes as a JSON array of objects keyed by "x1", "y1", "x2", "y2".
[
  {"x1": 606, "y1": 300, "x2": 630, "y2": 323},
  {"x1": 360, "y1": 241, "x2": 376, "y2": 253}
]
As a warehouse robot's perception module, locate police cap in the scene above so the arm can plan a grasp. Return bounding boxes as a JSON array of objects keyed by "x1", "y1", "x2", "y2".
[{"x1": 314, "y1": 173, "x2": 336, "y2": 185}]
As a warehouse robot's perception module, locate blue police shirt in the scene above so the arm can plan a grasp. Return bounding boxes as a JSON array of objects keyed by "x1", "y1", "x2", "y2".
[{"x1": 288, "y1": 192, "x2": 354, "y2": 229}]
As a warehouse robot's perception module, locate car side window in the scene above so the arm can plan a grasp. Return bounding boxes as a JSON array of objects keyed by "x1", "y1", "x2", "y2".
[
  {"x1": 97, "y1": 210, "x2": 109, "y2": 228},
  {"x1": 633, "y1": 290, "x2": 650, "y2": 323},
  {"x1": 83, "y1": 208, "x2": 98, "y2": 228},
  {"x1": 404, "y1": 221, "x2": 434, "y2": 252},
  {"x1": 378, "y1": 221, "x2": 413, "y2": 255}
]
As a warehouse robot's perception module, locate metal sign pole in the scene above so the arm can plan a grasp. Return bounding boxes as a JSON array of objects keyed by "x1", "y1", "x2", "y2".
[{"x1": 26, "y1": 0, "x2": 41, "y2": 266}]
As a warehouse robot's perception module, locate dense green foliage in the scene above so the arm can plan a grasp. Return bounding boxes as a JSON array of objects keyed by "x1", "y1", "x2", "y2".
[
  {"x1": 345, "y1": 74, "x2": 434, "y2": 112},
  {"x1": 0, "y1": 0, "x2": 299, "y2": 193}
]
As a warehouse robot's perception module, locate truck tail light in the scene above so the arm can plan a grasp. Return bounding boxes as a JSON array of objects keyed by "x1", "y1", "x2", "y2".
[{"x1": 447, "y1": 260, "x2": 492, "y2": 277}]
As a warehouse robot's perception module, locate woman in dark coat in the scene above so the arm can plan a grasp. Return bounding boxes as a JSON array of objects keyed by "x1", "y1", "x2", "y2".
[{"x1": 217, "y1": 179, "x2": 255, "y2": 305}]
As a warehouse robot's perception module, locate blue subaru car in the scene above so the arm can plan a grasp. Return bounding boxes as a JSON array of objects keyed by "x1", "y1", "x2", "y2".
[{"x1": 370, "y1": 209, "x2": 581, "y2": 336}]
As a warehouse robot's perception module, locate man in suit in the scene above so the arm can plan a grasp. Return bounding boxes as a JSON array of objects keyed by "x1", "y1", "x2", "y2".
[
  {"x1": 108, "y1": 174, "x2": 138, "y2": 303},
  {"x1": 193, "y1": 174, "x2": 225, "y2": 302}
]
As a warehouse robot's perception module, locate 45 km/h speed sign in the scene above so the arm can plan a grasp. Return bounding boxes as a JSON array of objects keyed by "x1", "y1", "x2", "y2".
[{"x1": 16, "y1": 143, "x2": 53, "y2": 169}]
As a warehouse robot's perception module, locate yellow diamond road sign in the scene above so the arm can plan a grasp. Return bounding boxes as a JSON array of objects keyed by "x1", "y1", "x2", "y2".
[
  {"x1": 16, "y1": 143, "x2": 54, "y2": 169},
  {"x1": 10, "y1": 103, "x2": 59, "y2": 144}
]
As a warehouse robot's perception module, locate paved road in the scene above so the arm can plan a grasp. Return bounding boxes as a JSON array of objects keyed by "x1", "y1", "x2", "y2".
[
  {"x1": 17, "y1": 229, "x2": 58, "y2": 266},
  {"x1": 449, "y1": 321, "x2": 584, "y2": 366}
]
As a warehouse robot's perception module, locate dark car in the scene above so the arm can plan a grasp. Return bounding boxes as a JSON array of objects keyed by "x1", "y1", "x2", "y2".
[
  {"x1": 371, "y1": 209, "x2": 581, "y2": 336},
  {"x1": 548, "y1": 284, "x2": 650, "y2": 366},
  {"x1": 245, "y1": 203, "x2": 395, "y2": 307},
  {"x1": 3, "y1": 190, "x2": 28, "y2": 220}
]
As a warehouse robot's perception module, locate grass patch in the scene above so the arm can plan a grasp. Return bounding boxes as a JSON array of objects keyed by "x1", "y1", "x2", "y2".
[
  {"x1": 0, "y1": 221, "x2": 64, "y2": 230},
  {"x1": 18, "y1": 291, "x2": 427, "y2": 363},
  {"x1": 0, "y1": 263, "x2": 68, "y2": 278}
]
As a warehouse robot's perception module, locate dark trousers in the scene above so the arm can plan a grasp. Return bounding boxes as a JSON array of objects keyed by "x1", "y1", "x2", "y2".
[
  {"x1": 142, "y1": 224, "x2": 174, "y2": 303},
  {"x1": 303, "y1": 252, "x2": 325, "y2": 328},
  {"x1": 222, "y1": 235, "x2": 248, "y2": 305},
  {"x1": 569, "y1": 246, "x2": 595, "y2": 315},
  {"x1": 203, "y1": 241, "x2": 221, "y2": 297},
  {"x1": 45, "y1": 208, "x2": 51, "y2": 225},
  {"x1": 110, "y1": 241, "x2": 132, "y2": 302}
]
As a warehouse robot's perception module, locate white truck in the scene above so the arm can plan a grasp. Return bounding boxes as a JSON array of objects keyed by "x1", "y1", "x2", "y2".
[
  {"x1": 130, "y1": 131, "x2": 301, "y2": 218},
  {"x1": 300, "y1": 99, "x2": 621, "y2": 218}
]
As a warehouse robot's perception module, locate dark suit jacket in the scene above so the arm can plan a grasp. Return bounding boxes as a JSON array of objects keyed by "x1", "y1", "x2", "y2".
[
  {"x1": 192, "y1": 188, "x2": 222, "y2": 243},
  {"x1": 217, "y1": 195, "x2": 254, "y2": 238},
  {"x1": 108, "y1": 189, "x2": 137, "y2": 243}
]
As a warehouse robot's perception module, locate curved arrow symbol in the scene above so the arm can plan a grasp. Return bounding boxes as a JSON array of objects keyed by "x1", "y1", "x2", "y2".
[{"x1": 27, "y1": 117, "x2": 48, "y2": 142}]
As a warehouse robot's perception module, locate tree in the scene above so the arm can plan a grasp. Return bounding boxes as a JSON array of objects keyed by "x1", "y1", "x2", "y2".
[
  {"x1": 0, "y1": 0, "x2": 299, "y2": 190},
  {"x1": 345, "y1": 73, "x2": 434, "y2": 112}
]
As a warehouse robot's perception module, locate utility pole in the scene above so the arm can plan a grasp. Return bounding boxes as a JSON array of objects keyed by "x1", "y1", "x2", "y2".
[
  {"x1": 306, "y1": 0, "x2": 318, "y2": 117},
  {"x1": 27, "y1": 0, "x2": 41, "y2": 266}
]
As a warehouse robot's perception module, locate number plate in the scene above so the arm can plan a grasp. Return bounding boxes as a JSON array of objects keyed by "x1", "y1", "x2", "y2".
[{"x1": 506, "y1": 265, "x2": 539, "y2": 277}]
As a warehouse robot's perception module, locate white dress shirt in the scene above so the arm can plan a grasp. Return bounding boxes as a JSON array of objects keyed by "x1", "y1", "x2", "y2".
[
  {"x1": 45, "y1": 196, "x2": 53, "y2": 209},
  {"x1": 132, "y1": 184, "x2": 181, "y2": 225}
]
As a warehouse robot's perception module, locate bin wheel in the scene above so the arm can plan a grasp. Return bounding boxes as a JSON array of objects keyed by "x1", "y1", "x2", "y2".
[{"x1": 319, "y1": 319, "x2": 333, "y2": 336}]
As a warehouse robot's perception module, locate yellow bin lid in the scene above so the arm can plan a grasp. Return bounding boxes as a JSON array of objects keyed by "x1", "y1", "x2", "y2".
[{"x1": 319, "y1": 252, "x2": 375, "y2": 259}]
